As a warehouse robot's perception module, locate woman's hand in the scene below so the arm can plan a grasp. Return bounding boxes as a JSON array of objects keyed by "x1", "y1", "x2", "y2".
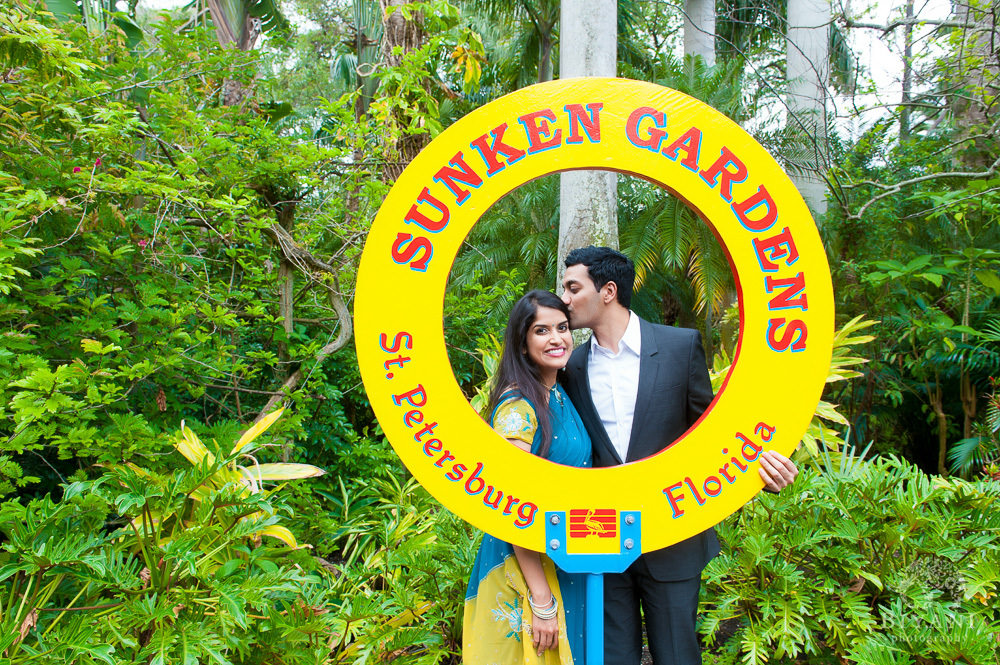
[
  {"x1": 513, "y1": 544, "x2": 560, "y2": 656},
  {"x1": 530, "y1": 613, "x2": 559, "y2": 654}
]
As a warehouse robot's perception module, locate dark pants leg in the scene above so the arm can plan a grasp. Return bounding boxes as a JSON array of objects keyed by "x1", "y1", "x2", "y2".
[
  {"x1": 602, "y1": 559, "x2": 701, "y2": 665},
  {"x1": 602, "y1": 568, "x2": 643, "y2": 665},
  {"x1": 636, "y1": 567, "x2": 701, "y2": 665}
]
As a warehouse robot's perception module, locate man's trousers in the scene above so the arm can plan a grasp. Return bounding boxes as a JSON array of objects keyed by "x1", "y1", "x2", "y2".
[{"x1": 602, "y1": 557, "x2": 701, "y2": 665}]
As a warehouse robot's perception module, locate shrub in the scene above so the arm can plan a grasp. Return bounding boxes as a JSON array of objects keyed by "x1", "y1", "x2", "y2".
[
  {"x1": 0, "y1": 416, "x2": 332, "y2": 665},
  {"x1": 701, "y1": 450, "x2": 1000, "y2": 664}
]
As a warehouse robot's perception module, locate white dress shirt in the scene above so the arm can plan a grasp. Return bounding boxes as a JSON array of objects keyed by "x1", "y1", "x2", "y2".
[{"x1": 587, "y1": 311, "x2": 642, "y2": 462}]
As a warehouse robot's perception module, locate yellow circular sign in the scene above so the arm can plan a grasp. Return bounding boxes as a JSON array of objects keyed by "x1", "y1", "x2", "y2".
[{"x1": 355, "y1": 78, "x2": 833, "y2": 552}]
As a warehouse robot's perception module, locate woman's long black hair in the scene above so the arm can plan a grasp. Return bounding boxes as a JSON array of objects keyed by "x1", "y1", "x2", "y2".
[{"x1": 487, "y1": 290, "x2": 570, "y2": 459}]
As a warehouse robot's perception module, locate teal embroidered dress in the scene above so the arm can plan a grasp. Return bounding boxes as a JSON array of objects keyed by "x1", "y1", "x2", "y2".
[{"x1": 462, "y1": 384, "x2": 592, "y2": 664}]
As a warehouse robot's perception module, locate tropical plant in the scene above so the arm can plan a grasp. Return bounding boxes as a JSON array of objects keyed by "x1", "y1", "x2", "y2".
[
  {"x1": 43, "y1": 0, "x2": 143, "y2": 45},
  {"x1": 710, "y1": 314, "x2": 877, "y2": 461},
  {"x1": 861, "y1": 250, "x2": 999, "y2": 473},
  {"x1": 451, "y1": 177, "x2": 559, "y2": 292},
  {"x1": 460, "y1": 0, "x2": 560, "y2": 87},
  {"x1": 949, "y1": 375, "x2": 1000, "y2": 480},
  {"x1": 311, "y1": 474, "x2": 479, "y2": 662},
  {"x1": 802, "y1": 316, "x2": 877, "y2": 454},
  {"x1": 0, "y1": 417, "x2": 329, "y2": 665},
  {"x1": 126, "y1": 408, "x2": 324, "y2": 553},
  {"x1": 701, "y1": 449, "x2": 1000, "y2": 665}
]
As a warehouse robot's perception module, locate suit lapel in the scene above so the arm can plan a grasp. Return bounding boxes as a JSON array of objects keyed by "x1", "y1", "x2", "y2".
[
  {"x1": 626, "y1": 319, "x2": 659, "y2": 463},
  {"x1": 567, "y1": 338, "x2": 622, "y2": 466}
]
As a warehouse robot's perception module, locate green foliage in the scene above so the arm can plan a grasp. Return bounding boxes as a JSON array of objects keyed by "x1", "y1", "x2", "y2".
[
  {"x1": 0, "y1": 430, "x2": 329, "y2": 665},
  {"x1": 137, "y1": 407, "x2": 325, "y2": 550},
  {"x1": 451, "y1": 175, "x2": 559, "y2": 292},
  {"x1": 702, "y1": 451, "x2": 1000, "y2": 664},
  {"x1": 445, "y1": 271, "x2": 527, "y2": 396},
  {"x1": 317, "y1": 474, "x2": 478, "y2": 663},
  {"x1": 0, "y1": 3, "x2": 373, "y2": 494},
  {"x1": 0, "y1": 413, "x2": 477, "y2": 665},
  {"x1": 459, "y1": 0, "x2": 559, "y2": 89},
  {"x1": 0, "y1": 8, "x2": 477, "y2": 658},
  {"x1": 5, "y1": 1, "x2": 1000, "y2": 663},
  {"x1": 949, "y1": 376, "x2": 1000, "y2": 479}
]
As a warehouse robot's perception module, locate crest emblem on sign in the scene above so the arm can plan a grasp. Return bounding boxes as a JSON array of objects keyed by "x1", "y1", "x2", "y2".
[{"x1": 569, "y1": 509, "x2": 617, "y2": 538}]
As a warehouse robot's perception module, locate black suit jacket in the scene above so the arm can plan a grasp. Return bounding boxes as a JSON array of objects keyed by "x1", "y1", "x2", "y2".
[{"x1": 562, "y1": 316, "x2": 720, "y2": 581}]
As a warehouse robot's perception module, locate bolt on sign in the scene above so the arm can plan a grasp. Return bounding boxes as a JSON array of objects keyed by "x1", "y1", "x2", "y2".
[{"x1": 355, "y1": 78, "x2": 834, "y2": 553}]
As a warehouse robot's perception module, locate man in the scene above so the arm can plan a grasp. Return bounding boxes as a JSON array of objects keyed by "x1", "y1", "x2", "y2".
[{"x1": 559, "y1": 246, "x2": 797, "y2": 665}]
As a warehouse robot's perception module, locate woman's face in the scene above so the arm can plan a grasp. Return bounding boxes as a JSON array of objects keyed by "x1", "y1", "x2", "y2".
[{"x1": 525, "y1": 306, "x2": 573, "y2": 385}]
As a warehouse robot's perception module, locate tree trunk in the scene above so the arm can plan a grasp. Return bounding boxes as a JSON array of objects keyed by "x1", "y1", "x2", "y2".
[
  {"x1": 379, "y1": 0, "x2": 423, "y2": 68},
  {"x1": 785, "y1": 0, "x2": 831, "y2": 216},
  {"x1": 683, "y1": 0, "x2": 716, "y2": 65},
  {"x1": 557, "y1": 0, "x2": 617, "y2": 288},
  {"x1": 538, "y1": 30, "x2": 553, "y2": 83},
  {"x1": 929, "y1": 381, "x2": 948, "y2": 475},
  {"x1": 206, "y1": 0, "x2": 260, "y2": 106},
  {"x1": 379, "y1": 0, "x2": 429, "y2": 181},
  {"x1": 255, "y1": 226, "x2": 354, "y2": 423},
  {"x1": 273, "y1": 200, "x2": 297, "y2": 382},
  {"x1": 899, "y1": 0, "x2": 914, "y2": 140},
  {"x1": 949, "y1": 1, "x2": 998, "y2": 167},
  {"x1": 354, "y1": 0, "x2": 383, "y2": 118},
  {"x1": 277, "y1": 260, "x2": 293, "y2": 378},
  {"x1": 961, "y1": 372, "x2": 976, "y2": 440}
]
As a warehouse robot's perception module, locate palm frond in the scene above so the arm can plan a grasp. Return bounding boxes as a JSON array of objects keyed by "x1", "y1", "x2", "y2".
[
  {"x1": 828, "y1": 22, "x2": 856, "y2": 95},
  {"x1": 619, "y1": 201, "x2": 665, "y2": 289},
  {"x1": 453, "y1": 176, "x2": 559, "y2": 290},
  {"x1": 659, "y1": 199, "x2": 700, "y2": 271},
  {"x1": 979, "y1": 318, "x2": 1000, "y2": 341},
  {"x1": 947, "y1": 435, "x2": 996, "y2": 476},
  {"x1": 688, "y1": 226, "x2": 733, "y2": 315}
]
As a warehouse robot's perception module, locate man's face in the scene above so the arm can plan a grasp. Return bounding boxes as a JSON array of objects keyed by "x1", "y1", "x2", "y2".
[{"x1": 561, "y1": 263, "x2": 605, "y2": 330}]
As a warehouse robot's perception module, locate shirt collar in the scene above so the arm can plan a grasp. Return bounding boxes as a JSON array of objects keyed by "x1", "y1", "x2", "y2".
[{"x1": 590, "y1": 311, "x2": 641, "y2": 357}]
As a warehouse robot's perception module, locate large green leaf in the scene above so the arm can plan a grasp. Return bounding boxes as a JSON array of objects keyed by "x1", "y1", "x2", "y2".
[
  {"x1": 42, "y1": 0, "x2": 82, "y2": 20},
  {"x1": 43, "y1": 0, "x2": 144, "y2": 49},
  {"x1": 176, "y1": 424, "x2": 215, "y2": 466},
  {"x1": 976, "y1": 269, "x2": 1000, "y2": 295},
  {"x1": 231, "y1": 407, "x2": 284, "y2": 454},
  {"x1": 243, "y1": 462, "x2": 325, "y2": 481}
]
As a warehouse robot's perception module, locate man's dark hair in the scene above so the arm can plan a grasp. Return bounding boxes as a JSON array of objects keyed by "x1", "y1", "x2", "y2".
[{"x1": 564, "y1": 246, "x2": 634, "y2": 309}]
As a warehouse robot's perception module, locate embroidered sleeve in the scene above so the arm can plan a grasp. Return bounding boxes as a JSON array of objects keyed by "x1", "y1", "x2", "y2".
[{"x1": 491, "y1": 397, "x2": 538, "y2": 445}]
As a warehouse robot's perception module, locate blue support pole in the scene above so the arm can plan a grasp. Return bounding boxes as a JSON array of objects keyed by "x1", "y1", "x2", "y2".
[
  {"x1": 585, "y1": 573, "x2": 604, "y2": 665},
  {"x1": 545, "y1": 511, "x2": 640, "y2": 665}
]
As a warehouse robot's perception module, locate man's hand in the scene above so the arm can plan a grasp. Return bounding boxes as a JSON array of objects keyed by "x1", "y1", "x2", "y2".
[{"x1": 758, "y1": 450, "x2": 798, "y2": 492}]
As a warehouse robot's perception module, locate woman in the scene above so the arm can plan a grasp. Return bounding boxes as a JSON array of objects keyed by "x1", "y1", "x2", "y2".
[{"x1": 463, "y1": 290, "x2": 592, "y2": 665}]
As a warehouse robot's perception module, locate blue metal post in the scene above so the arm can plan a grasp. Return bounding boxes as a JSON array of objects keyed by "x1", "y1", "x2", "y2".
[
  {"x1": 585, "y1": 573, "x2": 604, "y2": 665},
  {"x1": 545, "y1": 511, "x2": 639, "y2": 665}
]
